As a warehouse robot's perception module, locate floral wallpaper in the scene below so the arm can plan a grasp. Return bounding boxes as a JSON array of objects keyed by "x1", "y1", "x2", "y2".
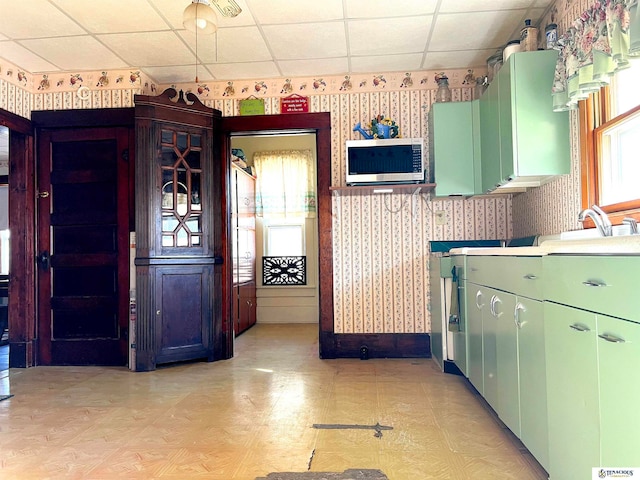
[
  {"x1": 0, "y1": 35, "x2": 518, "y2": 336},
  {"x1": 0, "y1": 59, "x2": 156, "y2": 114}
]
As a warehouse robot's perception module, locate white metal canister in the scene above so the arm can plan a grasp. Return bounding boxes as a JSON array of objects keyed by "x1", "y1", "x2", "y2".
[{"x1": 503, "y1": 40, "x2": 521, "y2": 63}]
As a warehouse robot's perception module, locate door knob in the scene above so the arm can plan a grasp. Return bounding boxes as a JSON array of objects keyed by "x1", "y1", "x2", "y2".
[{"x1": 37, "y1": 251, "x2": 50, "y2": 270}]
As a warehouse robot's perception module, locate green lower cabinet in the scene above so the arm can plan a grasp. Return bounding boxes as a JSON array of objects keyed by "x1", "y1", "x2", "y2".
[
  {"x1": 453, "y1": 279, "x2": 468, "y2": 376},
  {"x1": 483, "y1": 287, "x2": 499, "y2": 411},
  {"x1": 517, "y1": 297, "x2": 548, "y2": 472},
  {"x1": 545, "y1": 302, "x2": 600, "y2": 480},
  {"x1": 466, "y1": 282, "x2": 485, "y2": 394},
  {"x1": 598, "y1": 315, "x2": 640, "y2": 468},
  {"x1": 494, "y1": 290, "x2": 520, "y2": 437}
]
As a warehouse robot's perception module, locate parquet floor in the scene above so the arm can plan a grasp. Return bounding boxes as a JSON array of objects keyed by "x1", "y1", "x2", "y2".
[{"x1": 0, "y1": 324, "x2": 548, "y2": 479}]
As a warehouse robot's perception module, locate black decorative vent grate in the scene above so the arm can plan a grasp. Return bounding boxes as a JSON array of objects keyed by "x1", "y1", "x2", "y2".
[{"x1": 262, "y1": 256, "x2": 306, "y2": 286}]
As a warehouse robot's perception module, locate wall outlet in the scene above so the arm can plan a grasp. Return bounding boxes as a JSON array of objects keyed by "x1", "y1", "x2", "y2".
[{"x1": 435, "y1": 210, "x2": 447, "y2": 225}]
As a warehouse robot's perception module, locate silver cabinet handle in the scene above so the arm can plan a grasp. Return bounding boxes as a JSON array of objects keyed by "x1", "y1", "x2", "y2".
[
  {"x1": 470, "y1": 267, "x2": 478, "y2": 272},
  {"x1": 490, "y1": 295, "x2": 502, "y2": 317},
  {"x1": 475, "y1": 290, "x2": 484, "y2": 309},
  {"x1": 598, "y1": 333, "x2": 625, "y2": 343},
  {"x1": 514, "y1": 303, "x2": 526, "y2": 328},
  {"x1": 582, "y1": 280, "x2": 608, "y2": 287},
  {"x1": 523, "y1": 274, "x2": 537, "y2": 280},
  {"x1": 569, "y1": 323, "x2": 591, "y2": 332}
]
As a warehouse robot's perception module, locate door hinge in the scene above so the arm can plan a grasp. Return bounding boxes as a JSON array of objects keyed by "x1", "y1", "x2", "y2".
[{"x1": 121, "y1": 149, "x2": 129, "y2": 162}]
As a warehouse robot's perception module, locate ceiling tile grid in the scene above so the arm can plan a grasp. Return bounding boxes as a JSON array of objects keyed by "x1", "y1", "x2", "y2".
[{"x1": 0, "y1": 0, "x2": 554, "y2": 85}]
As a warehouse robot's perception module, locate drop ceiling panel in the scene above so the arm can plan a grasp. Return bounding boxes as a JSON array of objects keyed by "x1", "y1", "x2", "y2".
[
  {"x1": 208, "y1": 61, "x2": 280, "y2": 79},
  {"x1": 247, "y1": 0, "x2": 344, "y2": 24},
  {"x1": 0, "y1": 42, "x2": 59, "y2": 72},
  {"x1": 423, "y1": 49, "x2": 496, "y2": 70},
  {"x1": 98, "y1": 32, "x2": 196, "y2": 67},
  {"x1": 439, "y1": 0, "x2": 535, "y2": 13},
  {"x1": 429, "y1": 11, "x2": 527, "y2": 51},
  {"x1": 277, "y1": 58, "x2": 350, "y2": 77},
  {"x1": 175, "y1": 31, "x2": 217, "y2": 64},
  {"x1": 19, "y1": 36, "x2": 127, "y2": 71},
  {"x1": 215, "y1": 27, "x2": 272, "y2": 63},
  {"x1": 0, "y1": 0, "x2": 86, "y2": 38},
  {"x1": 263, "y1": 22, "x2": 347, "y2": 60},
  {"x1": 51, "y1": 0, "x2": 171, "y2": 33},
  {"x1": 346, "y1": 0, "x2": 438, "y2": 18},
  {"x1": 351, "y1": 53, "x2": 424, "y2": 73},
  {"x1": 143, "y1": 65, "x2": 213, "y2": 84},
  {"x1": 348, "y1": 17, "x2": 432, "y2": 56}
]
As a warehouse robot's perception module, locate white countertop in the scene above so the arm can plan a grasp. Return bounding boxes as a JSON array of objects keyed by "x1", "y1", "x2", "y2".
[
  {"x1": 449, "y1": 246, "x2": 546, "y2": 256},
  {"x1": 450, "y1": 235, "x2": 640, "y2": 256}
]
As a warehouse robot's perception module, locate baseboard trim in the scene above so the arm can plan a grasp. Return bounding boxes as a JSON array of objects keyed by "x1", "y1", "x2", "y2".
[{"x1": 320, "y1": 333, "x2": 430, "y2": 359}]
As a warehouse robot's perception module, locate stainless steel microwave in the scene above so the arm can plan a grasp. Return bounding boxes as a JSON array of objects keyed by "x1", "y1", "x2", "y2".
[{"x1": 345, "y1": 138, "x2": 425, "y2": 185}]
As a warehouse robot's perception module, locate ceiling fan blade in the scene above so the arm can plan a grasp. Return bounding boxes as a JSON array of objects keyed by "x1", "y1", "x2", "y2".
[{"x1": 210, "y1": 0, "x2": 242, "y2": 17}]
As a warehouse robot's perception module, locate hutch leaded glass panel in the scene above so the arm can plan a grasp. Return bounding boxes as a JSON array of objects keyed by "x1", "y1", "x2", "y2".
[{"x1": 160, "y1": 129, "x2": 203, "y2": 248}]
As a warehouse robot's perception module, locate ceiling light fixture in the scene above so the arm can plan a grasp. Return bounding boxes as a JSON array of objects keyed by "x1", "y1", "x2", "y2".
[
  {"x1": 183, "y1": 0, "x2": 218, "y2": 35},
  {"x1": 183, "y1": 0, "x2": 218, "y2": 83}
]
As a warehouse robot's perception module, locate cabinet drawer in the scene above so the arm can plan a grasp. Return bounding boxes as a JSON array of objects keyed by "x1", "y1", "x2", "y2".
[
  {"x1": 499, "y1": 256, "x2": 542, "y2": 300},
  {"x1": 466, "y1": 256, "x2": 496, "y2": 285},
  {"x1": 543, "y1": 255, "x2": 640, "y2": 322},
  {"x1": 467, "y1": 256, "x2": 542, "y2": 299}
]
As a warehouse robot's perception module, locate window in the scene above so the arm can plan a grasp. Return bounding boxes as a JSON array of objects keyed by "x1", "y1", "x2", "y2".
[
  {"x1": 581, "y1": 59, "x2": 640, "y2": 224},
  {"x1": 264, "y1": 218, "x2": 305, "y2": 257}
]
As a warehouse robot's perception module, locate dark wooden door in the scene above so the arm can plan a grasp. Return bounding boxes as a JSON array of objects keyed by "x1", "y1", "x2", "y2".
[{"x1": 37, "y1": 128, "x2": 130, "y2": 365}]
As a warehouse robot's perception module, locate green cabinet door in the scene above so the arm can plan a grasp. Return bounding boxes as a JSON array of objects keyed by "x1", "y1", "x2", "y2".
[
  {"x1": 498, "y1": 57, "x2": 514, "y2": 182},
  {"x1": 598, "y1": 315, "x2": 640, "y2": 467},
  {"x1": 494, "y1": 290, "x2": 520, "y2": 437},
  {"x1": 466, "y1": 282, "x2": 485, "y2": 394},
  {"x1": 517, "y1": 297, "x2": 548, "y2": 472},
  {"x1": 483, "y1": 286, "x2": 499, "y2": 411},
  {"x1": 453, "y1": 278, "x2": 468, "y2": 376},
  {"x1": 545, "y1": 302, "x2": 599, "y2": 480},
  {"x1": 480, "y1": 78, "x2": 501, "y2": 193},
  {"x1": 510, "y1": 51, "x2": 570, "y2": 177},
  {"x1": 430, "y1": 101, "x2": 477, "y2": 196}
]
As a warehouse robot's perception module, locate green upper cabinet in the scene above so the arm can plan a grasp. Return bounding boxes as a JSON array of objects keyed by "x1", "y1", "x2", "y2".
[
  {"x1": 480, "y1": 78, "x2": 501, "y2": 193},
  {"x1": 482, "y1": 50, "x2": 570, "y2": 193},
  {"x1": 429, "y1": 100, "x2": 481, "y2": 196}
]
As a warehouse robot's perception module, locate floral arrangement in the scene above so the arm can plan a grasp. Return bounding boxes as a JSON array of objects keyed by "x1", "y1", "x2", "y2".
[{"x1": 353, "y1": 115, "x2": 401, "y2": 139}]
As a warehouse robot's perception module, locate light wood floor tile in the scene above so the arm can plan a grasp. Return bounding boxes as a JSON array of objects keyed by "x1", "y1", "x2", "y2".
[{"x1": 0, "y1": 324, "x2": 549, "y2": 479}]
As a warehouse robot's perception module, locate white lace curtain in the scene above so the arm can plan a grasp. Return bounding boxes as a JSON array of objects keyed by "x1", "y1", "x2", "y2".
[
  {"x1": 253, "y1": 149, "x2": 316, "y2": 218},
  {"x1": 552, "y1": 0, "x2": 640, "y2": 111}
]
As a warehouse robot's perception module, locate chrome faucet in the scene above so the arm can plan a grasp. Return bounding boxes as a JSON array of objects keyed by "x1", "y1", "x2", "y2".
[
  {"x1": 623, "y1": 217, "x2": 639, "y2": 235},
  {"x1": 578, "y1": 205, "x2": 613, "y2": 237}
]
